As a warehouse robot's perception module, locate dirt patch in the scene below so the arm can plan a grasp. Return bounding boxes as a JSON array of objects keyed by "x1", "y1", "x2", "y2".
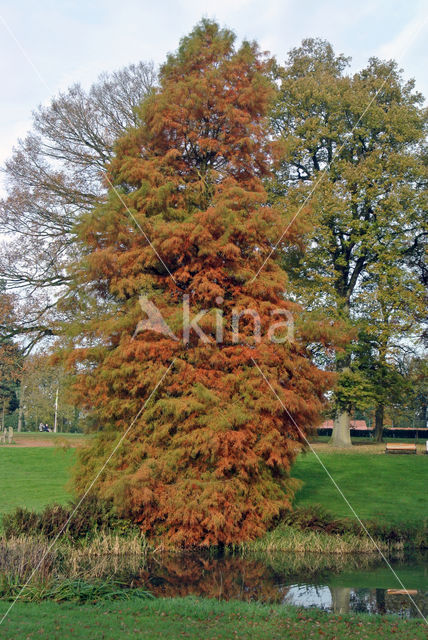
[
  {"x1": 8, "y1": 439, "x2": 56, "y2": 447},
  {"x1": 1, "y1": 436, "x2": 87, "y2": 448}
]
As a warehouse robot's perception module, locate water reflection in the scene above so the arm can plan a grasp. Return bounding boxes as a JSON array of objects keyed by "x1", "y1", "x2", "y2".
[
  {"x1": 134, "y1": 555, "x2": 286, "y2": 602},
  {"x1": 283, "y1": 584, "x2": 427, "y2": 618},
  {"x1": 128, "y1": 552, "x2": 427, "y2": 618}
]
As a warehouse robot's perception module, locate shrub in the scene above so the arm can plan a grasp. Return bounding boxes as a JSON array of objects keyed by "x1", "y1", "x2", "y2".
[
  {"x1": 281, "y1": 505, "x2": 427, "y2": 547},
  {"x1": 2, "y1": 496, "x2": 138, "y2": 541}
]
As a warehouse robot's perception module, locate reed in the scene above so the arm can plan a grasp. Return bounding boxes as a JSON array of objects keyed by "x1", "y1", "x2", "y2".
[
  {"x1": 237, "y1": 525, "x2": 397, "y2": 554},
  {"x1": 0, "y1": 533, "x2": 149, "y2": 583}
]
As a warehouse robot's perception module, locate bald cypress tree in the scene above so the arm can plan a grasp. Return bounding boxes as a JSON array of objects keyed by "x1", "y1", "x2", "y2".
[{"x1": 69, "y1": 21, "x2": 332, "y2": 546}]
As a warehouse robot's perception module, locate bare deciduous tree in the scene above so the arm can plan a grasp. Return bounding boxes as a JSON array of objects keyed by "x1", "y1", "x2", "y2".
[{"x1": 0, "y1": 61, "x2": 156, "y2": 345}]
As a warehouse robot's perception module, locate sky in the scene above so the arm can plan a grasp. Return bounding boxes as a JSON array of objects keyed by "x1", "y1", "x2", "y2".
[{"x1": 0, "y1": 0, "x2": 427, "y2": 173}]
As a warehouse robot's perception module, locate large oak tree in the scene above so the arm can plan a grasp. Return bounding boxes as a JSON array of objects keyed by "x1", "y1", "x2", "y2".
[{"x1": 270, "y1": 39, "x2": 427, "y2": 446}]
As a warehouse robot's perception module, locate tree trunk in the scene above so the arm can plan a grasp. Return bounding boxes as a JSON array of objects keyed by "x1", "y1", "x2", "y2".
[
  {"x1": 330, "y1": 410, "x2": 352, "y2": 447},
  {"x1": 1, "y1": 400, "x2": 5, "y2": 431},
  {"x1": 17, "y1": 388, "x2": 24, "y2": 432},
  {"x1": 330, "y1": 587, "x2": 351, "y2": 613},
  {"x1": 330, "y1": 351, "x2": 353, "y2": 447},
  {"x1": 374, "y1": 403, "x2": 384, "y2": 442},
  {"x1": 421, "y1": 399, "x2": 427, "y2": 427},
  {"x1": 54, "y1": 387, "x2": 59, "y2": 433}
]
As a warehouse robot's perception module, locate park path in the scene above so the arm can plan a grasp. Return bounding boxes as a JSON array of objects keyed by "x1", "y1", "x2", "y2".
[{"x1": 1, "y1": 435, "x2": 87, "y2": 447}]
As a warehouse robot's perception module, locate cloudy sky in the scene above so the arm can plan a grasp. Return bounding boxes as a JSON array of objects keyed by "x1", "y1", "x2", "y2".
[{"x1": 0, "y1": 0, "x2": 427, "y2": 172}]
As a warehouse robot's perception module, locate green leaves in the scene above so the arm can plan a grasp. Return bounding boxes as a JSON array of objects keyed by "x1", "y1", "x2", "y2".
[{"x1": 270, "y1": 39, "x2": 427, "y2": 420}]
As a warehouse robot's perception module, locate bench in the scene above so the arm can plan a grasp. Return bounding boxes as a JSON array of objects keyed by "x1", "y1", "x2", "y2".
[{"x1": 385, "y1": 443, "x2": 417, "y2": 454}]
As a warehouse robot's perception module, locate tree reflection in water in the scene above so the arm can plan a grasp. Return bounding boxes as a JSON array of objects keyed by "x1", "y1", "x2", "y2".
[
  {"x1": 134, "y1": 555, "x2": 286, "y2": 603},
  {"x1": 330, "y1": 587, "x2": 351, "y2": 614}
]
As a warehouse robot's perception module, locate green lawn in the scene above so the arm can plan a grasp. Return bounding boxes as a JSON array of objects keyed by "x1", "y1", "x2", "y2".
[
  {"x1": 0, "y1": 597, "x2": 426, "y2": 640},
  {"x1": 0, "y1": 448, "x2": 75, "y2": 514},
  {"x1": 0, "y1": 445, "x2": 426, "y2": 528},
  {"x1": 292, "y1": 451, "x2": 427, "y2": 525}
]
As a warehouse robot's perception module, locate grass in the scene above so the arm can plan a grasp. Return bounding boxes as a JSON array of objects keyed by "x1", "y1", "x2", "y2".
[
  {"x1": 0, "y1": 596, "x2": 426, "y2": 639},
  {"x1": 0, "y1": 443, "x2": 426, "y2": 530},
  {"x1": 0, "y1": 576, "x2": 153, "y2": 603},
  {"x1": 292, "y1": 450, "x2": 427, "y2": 526},
  {"x1": 0, "y1": 448, "x2": 75, "y2": 514}
]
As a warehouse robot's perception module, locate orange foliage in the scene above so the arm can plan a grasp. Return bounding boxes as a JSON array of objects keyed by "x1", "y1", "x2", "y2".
[
  {"x1": 70, "y1": 21, "x2": 333, "y2": 546},
  {"x1": 0, "y1": 291, "x2": 22, "y2": 394}
]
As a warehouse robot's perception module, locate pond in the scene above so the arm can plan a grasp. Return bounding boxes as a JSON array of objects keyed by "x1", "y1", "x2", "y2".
[
  {"x1": 85, "y1": 549, "x2": 427, "y2": 619},
  {"x1": 2, "y1": 538, "x2": 426, "y2": 618}
]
